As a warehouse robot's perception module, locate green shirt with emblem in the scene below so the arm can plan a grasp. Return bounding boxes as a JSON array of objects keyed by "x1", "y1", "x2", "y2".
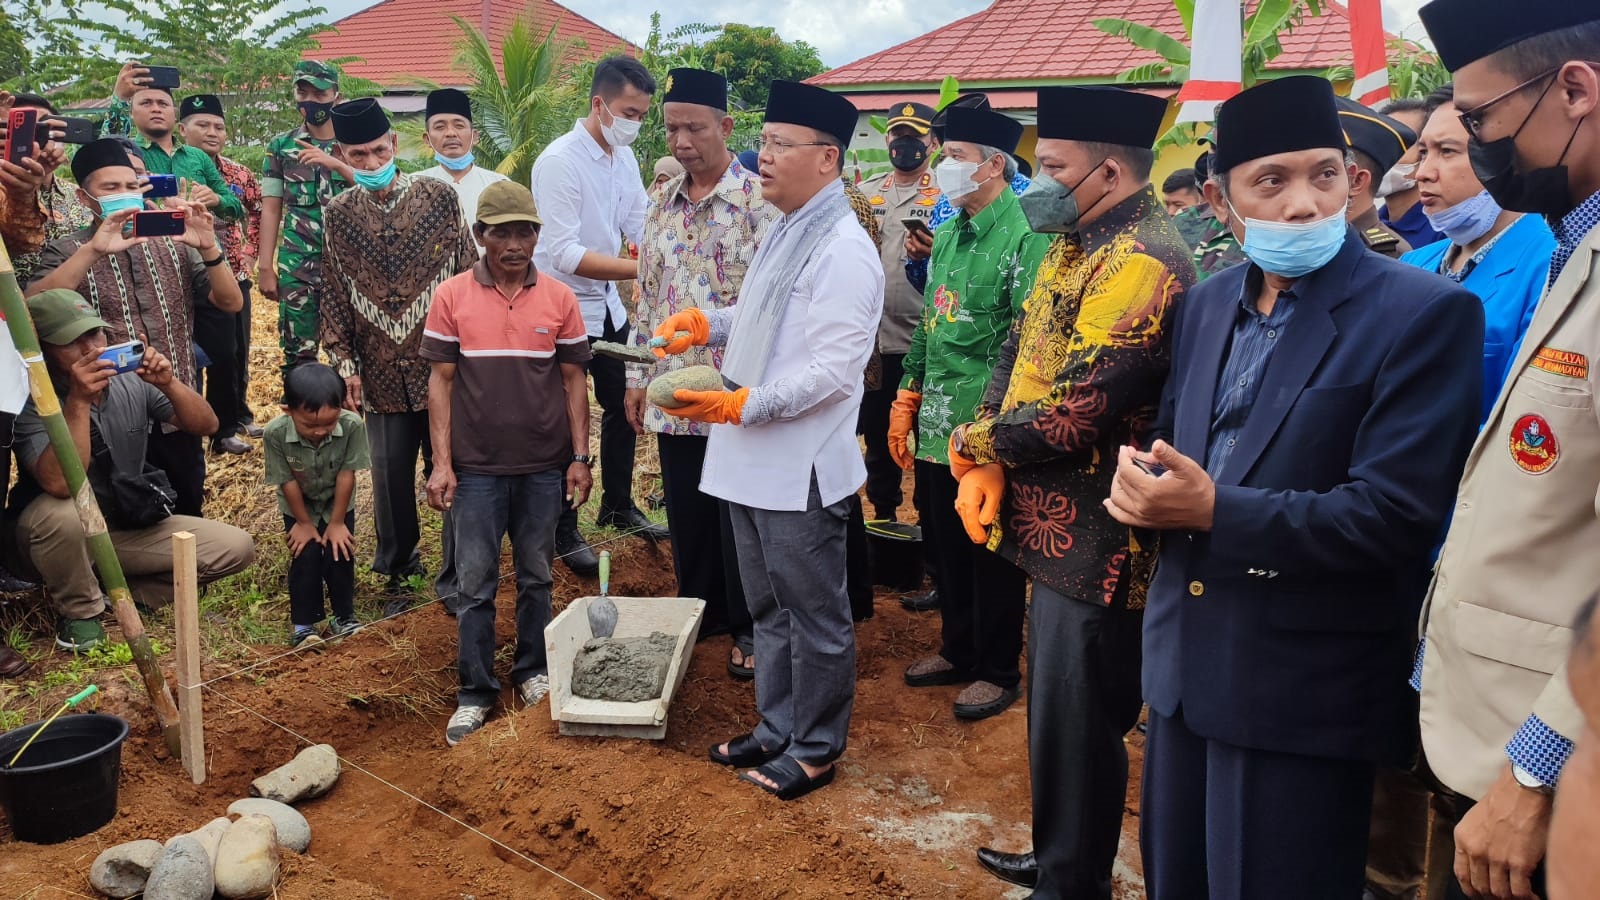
[
  {"x1": 263, "y1": 409, "x2": 370, "y2": 524},
  {"x1": 103, "y1": 100, "x2": 245, "y2": 222},
  {"x1": 900, "y1": 188, "x2": 1052, "y2": 464},
  {"x1": 261, "y1": 126, "x2": 350, "y2": 283}
]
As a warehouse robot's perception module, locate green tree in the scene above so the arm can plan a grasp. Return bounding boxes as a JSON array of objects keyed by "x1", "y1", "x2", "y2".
[
  {"x1": 1091, "y1": 0, "x2": 1331, "y2": 146},
  {"x1": 701, "y1": 23, "x2": 826, "y2": 109},
  {"x1": 0, "y1": 7, "x2": 28, "y2": 83}
]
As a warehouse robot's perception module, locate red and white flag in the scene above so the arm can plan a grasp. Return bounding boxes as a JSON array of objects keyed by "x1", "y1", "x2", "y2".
[
  {"x1": 1176, "y1": 0, "x2": 1243, "y2": 124},
  {"x1": 0, "y1": 310, "x2": 30, "y2": 415},
  {"x1": 1349, "y1": 0, "x2": 1391, "y2": 106}
]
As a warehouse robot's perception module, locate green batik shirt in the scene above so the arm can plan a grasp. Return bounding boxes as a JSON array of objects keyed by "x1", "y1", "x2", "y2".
[
  {"x1": 900, "y1": 188, "x2": 1052, "y2": 465},
  {"x1": 261, "y1": 126, "x2": 349, "y2": 283},
  {"x1": 103, "y1": 98, "x2": 244, "y2": 222},
  {"x1": 263, "y1": 410, "x2": 371, "y2": 525}
]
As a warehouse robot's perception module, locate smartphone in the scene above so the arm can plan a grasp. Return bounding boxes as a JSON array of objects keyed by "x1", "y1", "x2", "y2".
[
  {"x1": 51, "y1": 116, "x2": 98, "y2": 145},
  {"x1": 132, "y1": 210, "x2": 185, "y2": 237},
  {"x1": 145, "y1": 173, "x2": 178, "y2": 198},
  {"x1": 1131, "y1": 456, "x2": 1169, "y2": 478},
  {"x1": 901, "y1": 216, "x2": 933, "y2": 238},
  {"x1": 97, "y1": 340, "x2": 145, "y2": 374},
  {"x1": 5, "y1": 108, "x2": 37, "y2": 165},
  {"x1": 145, "y1": 66, "x2": 181, "y2": 90}
]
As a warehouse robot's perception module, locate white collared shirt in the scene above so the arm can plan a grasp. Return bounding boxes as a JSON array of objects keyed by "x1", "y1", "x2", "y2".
[
  {"x1": 529, "y1": 121, "x2": 648, "y2": 336},
  {"x1": 698, "y1": 182, "x2": 885, "y2": 512},
  {"x1": 417, "y1": 163, "x2": 509, "y2": 249}
]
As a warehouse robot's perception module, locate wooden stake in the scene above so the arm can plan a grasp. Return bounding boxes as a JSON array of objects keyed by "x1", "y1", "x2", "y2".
[{"x1": 172, "y1": 531, "x2": 204, "y2": 785}]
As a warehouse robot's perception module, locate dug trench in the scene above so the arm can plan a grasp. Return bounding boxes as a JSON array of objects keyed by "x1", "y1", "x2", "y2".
[{"x1": 1, "y1": 532, "x2": 1146, "y2": 900}]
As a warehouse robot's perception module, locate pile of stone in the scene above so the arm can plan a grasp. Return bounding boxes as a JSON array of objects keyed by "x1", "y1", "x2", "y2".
[{"x1": 87, "y1": 744, "x2": 339, "y2": 899}]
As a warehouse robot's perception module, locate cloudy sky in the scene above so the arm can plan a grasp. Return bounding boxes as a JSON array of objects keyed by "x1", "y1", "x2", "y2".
[{"x1": 312, "y1": 0, "x2": 1437, "y2": 69}]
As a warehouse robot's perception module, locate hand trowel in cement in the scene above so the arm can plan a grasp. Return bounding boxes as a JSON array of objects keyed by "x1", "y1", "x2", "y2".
[{"x1": 588, "y1": 549, "x2": 618, "y2": 639}]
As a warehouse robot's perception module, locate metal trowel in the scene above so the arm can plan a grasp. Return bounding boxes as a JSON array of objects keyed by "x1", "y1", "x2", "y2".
[{"x1": 588, "y1": 550, "x2": 618, "y2": 638}]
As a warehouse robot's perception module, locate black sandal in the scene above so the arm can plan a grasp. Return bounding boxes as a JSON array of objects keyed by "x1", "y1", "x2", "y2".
[
  {"x1": 727, "y1": 637, "x2": 755, "y2": 680},
  {"x1": 739, "y1": 754, "x2": 836, "y2": 801},
  {"x1": 708, "y1": 733, "x2": 786, "y2": 768}
]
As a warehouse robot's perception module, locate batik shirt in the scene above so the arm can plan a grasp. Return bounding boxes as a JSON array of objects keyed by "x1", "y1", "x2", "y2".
[
  {"x1": 960, "y1": 187, "x2": 1196, "y2": 606},
  {"x1": 261, "y1": 126, "x2": 349, "y2": 286},
  {"x1": 11, "y1": 180, "x2": 92, "y2": 285},
  {"x1": 213, "y1": 154, "x2": 262, "y2": 280},
  {"x1": 901, "y1": 188, "x2": 1051, "y2": 464},
  {"x1": 626, "y1": 157, "x2": 778, "y2": 437}
]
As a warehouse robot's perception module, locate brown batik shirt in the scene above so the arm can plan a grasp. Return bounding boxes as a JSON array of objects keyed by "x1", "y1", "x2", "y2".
[{"x1": 319, "y1": 173, "x2": 478, "y2": 414}]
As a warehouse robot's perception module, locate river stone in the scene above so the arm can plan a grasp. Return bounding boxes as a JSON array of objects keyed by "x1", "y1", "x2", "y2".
[
  {"x1": 250, "y1": 743, "x2": 340, "y2": 804},
  {"x1": 646, "y1": 365, "x2": 724, "y2": 409},
  {"x1": 88, "y1": 839, "x2": 164, "y2": 898},
  {"x1": 213, "y1": 814, "x2": 279, "y2": 899},
  {"x1": 227, "y1": 798, "x2": 311, "y2": 853},
  {"x1": 571, "y1": 631, "x2": 677, "y2": 702},
  {"x1": 167, "y1": 816, "x2": 230, "y2": 867},
  {"x1": 142, "y1": 836, "x2": 213, "y2": 900}
]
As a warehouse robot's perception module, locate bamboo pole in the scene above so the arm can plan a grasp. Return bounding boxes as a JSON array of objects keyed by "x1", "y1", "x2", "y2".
[
  {"x1": 172, "y1": 531, "x2": 204, "y2": 783},
  {"x1": 0, "y1": 240, "x2": 181, "y2": 756}
]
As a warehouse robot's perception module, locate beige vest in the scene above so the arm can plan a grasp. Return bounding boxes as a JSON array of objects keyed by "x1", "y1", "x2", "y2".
[{"x1": 1418, "y1": 218, "x2": 1600, "y2": 800}]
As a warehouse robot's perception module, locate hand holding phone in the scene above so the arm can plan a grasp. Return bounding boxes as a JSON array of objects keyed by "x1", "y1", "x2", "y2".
[
  {"x1": 50, "y1": 116, "x2": 98, "y2": 145},
  {"x1": 1131, "y1": 456, "x2": 1168, "y2": 478},
  {"x1": 132, "y1": 209, "x2": 185, "y2": 237},
  {"x1": 144, "y1": 66, "x2": 181, "y2": 90},
  {"x1": 144, "y1": 173, "x2": 178, "y2": 198},
  {"x1": 5, "y1": 108, "x2": 37, "y2": 165},
  {"x1": 901, "y1": 216, "x2": 933, "y2": 238},
  {"x1": 97, "y1": 340, "x2": 145, "y2": 375}
]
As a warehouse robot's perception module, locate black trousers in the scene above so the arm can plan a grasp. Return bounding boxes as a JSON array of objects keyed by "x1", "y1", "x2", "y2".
[
  {"x1": 657, "y1": 433, "x2": 750, "y2": 641},
  {"x1": 1028, "y1": 582, "x2": 1144, "y2": 900},
  {"x1": 918, "y1": 461, "x2": 1026, "y2": 688},
  {"x1": 1426, "y1": 771, "x2": 1547, "y2": 899},
  {"x1": 193, "y1": 302, "x2": 242, "y2": 438},
  {"x1": 558, "y1": 313, "x2": 637, "y2": 536},
  {"x1": 365, "y1": 409, "x2": 433, "y2": 577},
  {"x1": 1142, "y1": 707, "x2": 1377, "y2": 900},
  {"x1": 286, "y1": 511, "x2": 356, "y2": 627},
  {"x1": 857, "y1": 353, "x2": 905, "y2": 519},
  {"x1": 146, "y1": 428, "x2": 205, "y2": 517},
  {"x1": 233, "y1": 284, "x2": 253, "y2": 425}
]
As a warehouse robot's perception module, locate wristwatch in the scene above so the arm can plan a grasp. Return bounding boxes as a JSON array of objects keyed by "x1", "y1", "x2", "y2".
[
  {"x1": 572, "y1": 454, "x2": 592, "y2": 465},
  {"x1": 1512, "y1": 763, "x2": 1555, "y2": 795}
]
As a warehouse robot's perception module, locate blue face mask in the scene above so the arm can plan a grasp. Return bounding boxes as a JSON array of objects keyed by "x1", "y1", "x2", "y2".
[
  {"x1": 353, "y1": 160, "x2": 398, "y2": 191},
  {"x1": 1424, "y1": 189, "x2": 1503, "y2": 246},
  {"x1": 1231, "y1": 203, "x2": 1348, "y2": 277},
  {"x1": 93, "y1": 190, "x2": 145, "y2": 220},
  {"x1": 435, "y1": 150, "x2": 474, "y2": 172}
]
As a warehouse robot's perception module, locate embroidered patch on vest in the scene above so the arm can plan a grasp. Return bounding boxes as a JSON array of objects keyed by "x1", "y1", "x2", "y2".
[
  {"x1": 1530, "y1": 346, "x2": 1589, "y2": 379},
  {"x1": 1509, "y1": 413, "x2": 1559, "y2": 474}
]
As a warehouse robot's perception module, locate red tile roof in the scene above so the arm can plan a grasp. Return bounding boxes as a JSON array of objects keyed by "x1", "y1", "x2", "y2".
[
  {"x1": 309, "y1": 0, "x2": 637, "y2": 88},
  {"x1": 812, "y1": 0, "x2": 1361, "y2": 88},
  {"x1": 840, "y1": 86, "x2": 1176, "y2": 112}
]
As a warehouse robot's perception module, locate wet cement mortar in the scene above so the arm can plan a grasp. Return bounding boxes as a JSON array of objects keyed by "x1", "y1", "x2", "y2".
[
  {"x1": 572, "y1": 633, "x2": 676, "y2": 702},
  {"x1": 0, "y1": 488, "x2": 1147, "y2": 899}
]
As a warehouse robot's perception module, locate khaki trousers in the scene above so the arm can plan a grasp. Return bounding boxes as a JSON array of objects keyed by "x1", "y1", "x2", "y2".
[{"x1": 16, "y1": 495, "x2": 256, "y2": 619}]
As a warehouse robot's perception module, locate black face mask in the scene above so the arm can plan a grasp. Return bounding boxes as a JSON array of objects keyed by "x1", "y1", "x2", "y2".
[
  {"x1": 1468, "y1": 78, "x2": 1586, "y2": 217},
  {"x1": 298, "y1": 100, "x2": 335, "y2": 127},
  {"x1": 888, "y1": 136, "x2": 928, "y2": 172}
]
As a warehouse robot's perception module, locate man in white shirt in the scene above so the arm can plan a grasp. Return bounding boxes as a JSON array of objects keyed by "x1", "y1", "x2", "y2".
[
  {"x1": 530, "y1": 55, "x2": 663, "y2": 574},
  {"x1": 651, "y1": 79, "x2": 883, "y2": 801},
  {"x1": 416, "y1": 88, "x2": 507, "y2": 250}
]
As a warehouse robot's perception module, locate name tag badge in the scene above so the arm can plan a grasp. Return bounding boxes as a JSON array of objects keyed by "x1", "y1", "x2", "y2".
[{"x1": 536, "y1": 327, "x2": 550, "y2": 334}]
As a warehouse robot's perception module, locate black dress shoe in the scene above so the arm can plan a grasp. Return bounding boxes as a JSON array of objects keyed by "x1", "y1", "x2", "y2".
[
  {"x1": 597, "y1": 506, "x2": 670, "y2": 541},
  {"x1": 900, "y1": 588, "x2": 940, "y2": 612},
  {"x1": 0, "y1": 566, "x2": 38, "y2": 594},
  {"x1": 211, "y1": 435, "x2": 252, "y2": 455},
  {"x1": 977, "y1": 847, "x2": 1038, "y2": 889},
  {"x1": 238, "y1": 422, "x2": 264, "y2": 439},
  {"x1": 555, "y1": 526, "x2": 600, "y2": 576}
]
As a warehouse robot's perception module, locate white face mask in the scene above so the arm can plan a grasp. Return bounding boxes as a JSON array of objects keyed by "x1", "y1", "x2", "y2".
[
  {"x1": 600, "y1": 101, "x2": 642, "y2": 148},
  {"x1": 1377, "y1": 162, "x2": 1417, "y2": 199},
  {"x1": 935, "y1": 158, "x2": 992, "y2": 201}
]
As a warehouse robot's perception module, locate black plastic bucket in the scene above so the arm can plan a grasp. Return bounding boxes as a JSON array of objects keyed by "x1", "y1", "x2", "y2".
[
  {"x1": 0, "y1": 713, "x2": 130, "y2": 844},
  {"x1": 865, "y1": 520, "x2": 924, "y2": 591}
]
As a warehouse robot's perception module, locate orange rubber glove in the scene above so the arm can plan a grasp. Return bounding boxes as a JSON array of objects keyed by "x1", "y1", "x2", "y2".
[
  {"x1": 949, "y1": 430, "x2": 978, "y2": 481},
  {"x1": 652, "y1": 308, "x2": 711, "y2": 358},
  {"x1": 955, "y1": 464, "x2": 1005, "y2": 544},
  {"x1": 888, "y1": 389, "x2": 921, "y2": 470},
  {"x1": 668, "y1": 387, "x2": 749, "y2": 425}
]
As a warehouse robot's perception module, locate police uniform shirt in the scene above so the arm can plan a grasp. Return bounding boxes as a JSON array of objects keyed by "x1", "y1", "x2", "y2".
[
  {"x1": 868, "y1": 170, "x2": 940, "y2": 354},
  {"x1": 1353, "y1": 205, "x2": 1411, "y2": 259}
]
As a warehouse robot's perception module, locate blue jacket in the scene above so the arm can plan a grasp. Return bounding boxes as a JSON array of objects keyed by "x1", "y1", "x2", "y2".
[
  {"x1": 1401, "y1": 214, "x2": 1555, "y2": 424},
  {"x1": 1143, "y1": 229, "x2": 1485, "y2": 763}
]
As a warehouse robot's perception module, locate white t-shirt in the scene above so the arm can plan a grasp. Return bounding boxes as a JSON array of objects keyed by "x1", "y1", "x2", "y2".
[{"x1": 417, "y1": 163, "x2": 510, "y2": 246}]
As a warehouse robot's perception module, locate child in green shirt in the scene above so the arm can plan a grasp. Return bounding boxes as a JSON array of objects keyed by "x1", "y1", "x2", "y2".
[{"x1": 263, "y1": 364, "x2": 371, "y2": 647}]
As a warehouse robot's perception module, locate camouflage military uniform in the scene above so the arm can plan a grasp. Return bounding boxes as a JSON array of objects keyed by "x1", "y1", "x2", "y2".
[
  {"x1": 1191, "y1": 204, "x2": 1248, "y2": 281},
  {"x1": 261, "y1": 125, "x2": 348, "y2": 374}
]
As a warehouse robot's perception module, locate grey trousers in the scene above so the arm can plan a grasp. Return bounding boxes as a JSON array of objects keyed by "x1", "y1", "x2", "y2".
[
  {"x1": 728, "y1": 478, "x2": 855, "y2": 766},
  {"x1": 365, "y1": 410, "x2": 454, "y2": 592}
]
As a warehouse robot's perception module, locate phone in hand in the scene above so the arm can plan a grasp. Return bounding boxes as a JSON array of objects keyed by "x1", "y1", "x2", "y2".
[
  {"x1": 145, "y1": 173, "x2": 178, "y2": 198},
  {"x1": 132, "y1": 210, "x2": 185, "y2": 237},
  {"x1": 145, "y1": 66, "x2": 181, "y2": 90},
  {"x1": 901, "y1": 216, "x2": 933, "y2": 238},
  {"x1": 97, "y1": 340, "x2": 145, "y2": 374},
  {"x1": 50, "y1": 116, "x2": 98, "y2": 145},
  {"x1": 5, "y1": 108, "x2": 37, "y2": 165},
  {"x1": 1131, "y1": 456, "x2": 1169, "y2": 478}
]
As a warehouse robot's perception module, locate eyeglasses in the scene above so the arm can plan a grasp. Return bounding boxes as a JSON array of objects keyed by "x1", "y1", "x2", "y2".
[
  {"x1": 1456, "y1": 67, "x2": 1561, "y2": 142},
  {"x1": 752, "y1": 136, "x2": 832, "y2": 155}
]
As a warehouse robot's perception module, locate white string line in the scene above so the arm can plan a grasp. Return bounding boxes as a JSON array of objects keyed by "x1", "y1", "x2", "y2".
[
  {"x1": 192, "y1": 521, "x2": 662, "y2": 689},
  {"x1": 202, "y1": 683, "x2": 608, "y2": 900}
]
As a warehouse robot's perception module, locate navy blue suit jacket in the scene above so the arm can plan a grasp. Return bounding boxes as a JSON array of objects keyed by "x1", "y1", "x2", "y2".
[{"x1": 1143, "y1": 228, "x2": 1485, "y2": 763}]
